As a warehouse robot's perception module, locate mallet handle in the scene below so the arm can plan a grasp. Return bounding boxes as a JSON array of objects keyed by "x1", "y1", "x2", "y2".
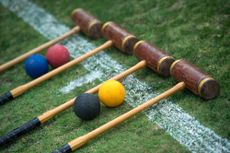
[
  {"x1": 0, "y1": 26, "x2": 80, "y2": 73},
  {"x1": 0, "y1": 91, "x2": 13, "y2": 105},
  {"x1": 0, "y1": 118, "x2": 41, "y2": 146},
  {"x1": 0, "y1": 61, "x2": 146, "y2": 145},
  {"x1": 53, "y1": 144, "x2": 72, "y2": 153},
  {"x1": 59, "y1": 82, "x2": 185, "y2": 151},
  {"x1": 0, "y1": 40, "x2": 113, "y2": 106}
]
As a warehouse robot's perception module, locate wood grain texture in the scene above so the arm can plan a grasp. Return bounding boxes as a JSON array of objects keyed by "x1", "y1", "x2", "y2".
[
  {"x1": 170, "y1": 60, "x2": 220, "y2": 99},
  {"x1": 134, "y1": 41, "x2": 174, "y2": 77},
  {"x1": 71, "y1": 8, "x2": 102, "y2": 39},
  {"x1": 102, "y1": 22, "x2": 138, "y2": 54}
]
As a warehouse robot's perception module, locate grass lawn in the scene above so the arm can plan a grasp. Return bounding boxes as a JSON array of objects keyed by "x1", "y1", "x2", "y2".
[{"x1": 0, "y1": 0, "x2": 229, "y2": 152}]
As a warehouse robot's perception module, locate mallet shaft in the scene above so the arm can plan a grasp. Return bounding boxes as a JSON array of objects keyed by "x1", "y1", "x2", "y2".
[
  {"x1": 38, "y1": 60, "x2": 146, "y2": 123},
  {"x1": 12, "y1": 40, "x2": 113, "y2": 97},
  {"x1": 0, "y1": 60, "x2": 146, "y2": 145},
  {"x1": 0, "y1": 26, "x2": 80, "y2": 73},
  {"x1": 56, "y1": 82, "x2": 185, "y2": 152},
  {"x1": 0, "y1": 40, "x2": 113, "y2": 106}
]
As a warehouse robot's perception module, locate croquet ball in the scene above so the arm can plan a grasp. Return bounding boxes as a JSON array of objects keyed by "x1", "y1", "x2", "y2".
[
  {"x1": 73, "y1": 93, "x2": 100, "y2": 121},
  {"x1": 98, "y1": 80, "x2": 126, "y2": 107},
  {"x1": 24, "y1": 54, "x2": 49, "y2": 79},
  {"x1": 46, "y1": 44, "x2": 70, "y2": 68}
]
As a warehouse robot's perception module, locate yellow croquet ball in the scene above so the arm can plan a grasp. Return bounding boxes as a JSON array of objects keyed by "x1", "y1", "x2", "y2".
[{"x1": 98, "y1": 80, "x2": 126, "y2": 107}]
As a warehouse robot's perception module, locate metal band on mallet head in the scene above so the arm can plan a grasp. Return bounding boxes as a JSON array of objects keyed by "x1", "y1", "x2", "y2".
[
  {"x1": 134, "y1": 40, "x2": 175, "y2": 77},
  {"x1": 170, "y1": 59, "x2": 220, "y2": 99},
  {"x1": 102, "y1": 21, "x2": 139, "y2": 54},
  {"x1": 71, "y1": 8, "x2": 102, "y2": 39}
]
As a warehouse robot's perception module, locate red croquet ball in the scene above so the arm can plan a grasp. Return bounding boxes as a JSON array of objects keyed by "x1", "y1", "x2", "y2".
[{"x1": 46, "y1": 44, "x2": 70, "y2": 68}]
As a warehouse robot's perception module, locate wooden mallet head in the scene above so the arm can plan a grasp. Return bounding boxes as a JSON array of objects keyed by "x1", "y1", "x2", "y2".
[
  {"x1": 133, "y1": 40, "x2": 175, "y2": 77},
  {"x1": 102, "y1": 24, "x2": 174, "y2": 77},
  {"x1": 71, "y1": 8, "x2": 102, "y2": 39},
  {"x1": 170, "y1": 59, "x2": 220, "y2": 100},
  {"x1": 101, "y1": 21, "x2": 139, "y2": 54}
]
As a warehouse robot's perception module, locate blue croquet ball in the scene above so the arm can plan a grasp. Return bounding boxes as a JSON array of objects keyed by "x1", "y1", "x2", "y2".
[{"x1": 24, "y1": 54, "x2": 49, "y2": 79}]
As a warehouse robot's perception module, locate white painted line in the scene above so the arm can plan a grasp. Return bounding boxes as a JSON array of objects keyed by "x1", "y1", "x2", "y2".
[
  {"x1": 60, "y1": 71, "x2": 102, "y2": 94},
  {"x1": 1, "y1": 0, "x2": 229, "y2": 152}
]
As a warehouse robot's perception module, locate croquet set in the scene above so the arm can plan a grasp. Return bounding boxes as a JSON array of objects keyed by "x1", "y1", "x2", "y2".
[{"x1": 0, "y1": 8, "x2": 220, "y2": 152}]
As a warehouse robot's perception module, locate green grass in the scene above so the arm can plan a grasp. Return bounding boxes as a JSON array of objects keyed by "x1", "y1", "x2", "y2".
[{"x1": 0, "y1": 0, "x2": 229, "y2": 152}]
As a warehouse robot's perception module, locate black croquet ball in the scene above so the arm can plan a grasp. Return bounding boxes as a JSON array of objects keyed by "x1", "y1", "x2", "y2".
[{"x1": 73, "y1": 93, "x2": 101, "y2": 121}]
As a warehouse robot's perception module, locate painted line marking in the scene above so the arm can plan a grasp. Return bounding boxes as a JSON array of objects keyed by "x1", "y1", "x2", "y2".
[
  {"x1": 1, "y1": 0, "x2": 229, "y2": 152},
  {"x1": 60, "y1": 71, "x2": 102, "y2": 94}
]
